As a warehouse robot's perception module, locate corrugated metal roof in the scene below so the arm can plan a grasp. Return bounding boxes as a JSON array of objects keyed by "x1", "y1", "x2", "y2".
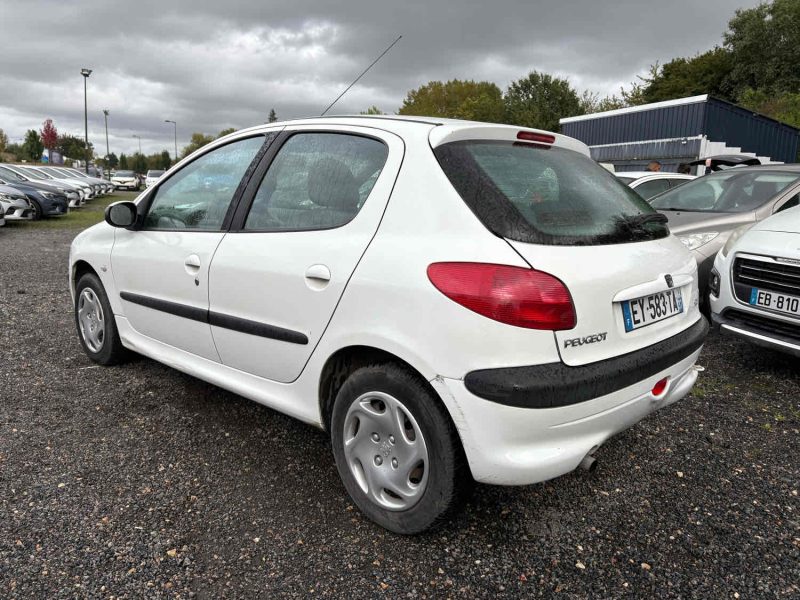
[{"x1": 560, "y1": 96, "x2": 799, "y2": 163}]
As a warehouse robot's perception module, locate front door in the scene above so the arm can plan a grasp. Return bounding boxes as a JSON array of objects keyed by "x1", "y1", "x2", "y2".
[
  {"x1": 208, "y1": 127, "x2": 403, "y2": 382},
  {"x1": 111, "y1": 135, "x2": 267, "y2": 361}
]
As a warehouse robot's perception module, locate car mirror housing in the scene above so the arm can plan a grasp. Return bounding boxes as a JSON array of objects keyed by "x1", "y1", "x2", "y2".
[{"x1": 104, "y1": 201, "x2": 138, "y2": 228}]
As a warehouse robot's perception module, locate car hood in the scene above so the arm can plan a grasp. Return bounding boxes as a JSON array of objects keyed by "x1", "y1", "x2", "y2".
[
  {"x1": 658, "y1": 210, "x2": 754, "y2": 235},
  {"x1": 0, "y1": 184, "x2": 27, "y2": 199},
  {"x1": 751, "y1": 206, "x2": 800, "y2": 234}
]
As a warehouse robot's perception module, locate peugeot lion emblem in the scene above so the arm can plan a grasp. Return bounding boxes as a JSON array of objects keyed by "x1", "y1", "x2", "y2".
[{"x1": 664, "y1": 274, "x2": 674, "y2": 288}]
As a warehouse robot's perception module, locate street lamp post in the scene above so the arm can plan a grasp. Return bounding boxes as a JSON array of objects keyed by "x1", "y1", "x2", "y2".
[
  {"x1": 132, "y1": 134, "x2": 141, "y2": 154},
  {"x1": 164, "y1": 120, "x2": 177, "y2": 165},
  {"x1": 80, "y1": 68, "x2": 92, "y2": 173},
  {"x1": 102, "y1": 109, "x2": 110, "y2": 180}
]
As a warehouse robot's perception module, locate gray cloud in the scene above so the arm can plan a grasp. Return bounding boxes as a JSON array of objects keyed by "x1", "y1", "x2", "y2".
[{"x1": 0, "y1": 0, "x2": 759, "y2": 156}]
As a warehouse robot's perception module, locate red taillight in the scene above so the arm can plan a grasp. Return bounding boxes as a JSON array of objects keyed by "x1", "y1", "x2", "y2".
[
  {"x1": 427, "y1": 262, "x2": 576, "y2": 330},
  {"x1": 517, "y1": 131, "x2": 556, "y2": 144},
  {"x1": 651, "y1": 377, "x2": 668, "y2": 397}
]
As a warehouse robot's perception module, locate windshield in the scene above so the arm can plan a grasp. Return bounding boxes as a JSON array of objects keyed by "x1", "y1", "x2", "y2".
[
  {"x1": 40, "y1": 168, "x2": 65, "y2": 178},
  {"x1": 0, "y1": 166, "x2": 26, "y2": 182},
  {"x1": 147, "y1": 170, "x2": 164, "y2": 177},
  {"x1": 65, "y1": 169, "x2": 88, "y2": 177},
  {"x1": 115, "y1": 170, "x2": 134, "y2": 177},
  {"x1": 18, "y1": 167, "x2": 48, "y2": 180},
  {"x1": 434, "y1": 141, "x2": 668, "y2": 245},
  {"x1": 615, "y1": 176, "x2": 635, "y2": 184},
  {"x1": 651, "y1": 170, "x2": 800, "y2": 213}
]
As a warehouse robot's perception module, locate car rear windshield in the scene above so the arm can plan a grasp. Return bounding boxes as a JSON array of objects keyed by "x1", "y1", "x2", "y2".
[
  {"x1": 147, "y1": 170, "x2": 164, "y2": 177},
  {"x1": 650, "y1": 169, "x2": 800, "y2": 213},
  {"x1": 434, "y1": 140, "x2": 667, "y2": 245}
]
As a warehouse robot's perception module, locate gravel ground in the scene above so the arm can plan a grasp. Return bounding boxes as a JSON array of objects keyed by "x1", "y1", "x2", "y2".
[{"x1": 1, "y1": 225, "x2": 798, "y2": 599}]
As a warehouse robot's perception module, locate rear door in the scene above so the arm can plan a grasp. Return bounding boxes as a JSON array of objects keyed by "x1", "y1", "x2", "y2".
[
  {"x1": 208, "y1": 125, "x2": 403, "y2": 383},
  {"x1": 111, "y1": 135, "x2": 267, "y2": 361}
]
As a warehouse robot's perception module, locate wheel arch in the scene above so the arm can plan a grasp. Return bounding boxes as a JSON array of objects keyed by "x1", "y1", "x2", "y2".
[{"x1": 71, "y1": 259, "x2": 99, "y2": 298}]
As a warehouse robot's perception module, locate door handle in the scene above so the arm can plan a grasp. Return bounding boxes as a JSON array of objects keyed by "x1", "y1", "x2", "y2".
[
  {"x1": 184, "y1": 254, "x2": 201, "y2": 275},
  {"x1": 305, "y1": 264, "x2": 331, "y2": 282}
]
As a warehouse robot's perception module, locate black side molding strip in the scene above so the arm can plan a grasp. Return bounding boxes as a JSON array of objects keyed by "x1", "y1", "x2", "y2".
[
  {"x1": 120, "y1": 291, "x2": 207, "y2": 323},
  {"x1": 208, "y1": 311, "x2": 308, "y2": 345},
  {"x1": 120, "y1": 291, "x2": 308, "y2": 345},
  {"x1": 464, "y1": 317, "x2": 709, "y2": 409}
]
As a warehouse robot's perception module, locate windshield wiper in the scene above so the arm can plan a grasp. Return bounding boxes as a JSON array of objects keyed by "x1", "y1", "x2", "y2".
[{"x1": 626, "y1": 212, "x2": 668, "y2": 226}]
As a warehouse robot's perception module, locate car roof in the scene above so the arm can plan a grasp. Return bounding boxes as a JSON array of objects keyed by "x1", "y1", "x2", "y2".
[{"x1": 228, "y1": 115, "x2": 591, "y2": 156}]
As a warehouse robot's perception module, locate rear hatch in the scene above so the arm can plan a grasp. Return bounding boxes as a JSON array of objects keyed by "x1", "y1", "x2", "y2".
[{"x1": 431, "y1": 125, "x2": 701, "y2": 366}]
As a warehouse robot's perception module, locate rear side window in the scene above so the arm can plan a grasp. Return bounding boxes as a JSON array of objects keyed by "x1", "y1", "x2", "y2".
[
  {"x1": 244, "y1": 133, "x2": 388, "y2": 232},
  {"x1": 634, "y1": 178, "x2": 671, "y2": 200},
  {"x1": 434, "y1": 141, "x2": 667, "y2": 245}
]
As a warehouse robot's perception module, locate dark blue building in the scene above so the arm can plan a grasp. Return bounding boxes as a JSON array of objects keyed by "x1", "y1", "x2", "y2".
[{"x1": 559, "y1": 95, "x2": 800, "y2": 172}]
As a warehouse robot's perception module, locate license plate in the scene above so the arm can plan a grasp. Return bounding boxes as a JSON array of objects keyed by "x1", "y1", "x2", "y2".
[
  {"x1": 749, "y1": 288, "x2": 800, "y2": 316},
  {"x1": 621, "y1": 289, "x2": 684, "y2": 332}
]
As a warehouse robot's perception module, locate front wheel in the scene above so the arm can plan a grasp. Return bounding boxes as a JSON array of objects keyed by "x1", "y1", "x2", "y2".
[
  {"x1": 75, "y1": 273, "x2": 130, "y2": 365},
  {"x1": 30, "y1": 199, "x2": 43, "y2": 220},
  {"x1": 331, "y1": 364, "x2": 469, "y2": 534}
]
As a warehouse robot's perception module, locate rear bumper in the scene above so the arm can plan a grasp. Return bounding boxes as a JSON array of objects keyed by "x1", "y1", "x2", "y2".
[
  {"x1": 464, "y1": 317, "x2": 708, "y2": 408},
  {"x1": 432, "y1": 347, "x2": 702, "y2": 485},
  {"x1": 712, "y1": 309, "x2": 800, "y2": 358}
]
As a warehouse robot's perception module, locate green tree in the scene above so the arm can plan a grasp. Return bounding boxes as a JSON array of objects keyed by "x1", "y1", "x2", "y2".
[
  {"x1": 579, "y1": 91, "x2": 627, "y2": 114},
  {"x1": 642, "y1": 48, "x2": 735, "y2": 103},
  {"x1": 725, "y1": 0, "x2": 800, "y2": 96},
  {"x1": 399, "y1": 79, "x2": 505, "y2": 122},
  {"x1": 159, "y1": 150, "x2": 172, "y2": 169},
  {"x1": 217, "y1": 127, "x2": 236, "y2": 138},
  {"x1": 268, "y1": 108, "x2": 278, "y2": 123},
  {"x1": 360, "y1": 106, "x2": 384, "y2": 115},
  {"x1": 181, "y1": 132, "x2": 214, "y2": 158},
  {"x1": 56, "y1": 134, "x2": 93, "y2": 161},
  {"x1": 131, "y1": 152, "x2": 147, "y2": 174},
  {"x1": 119, "y1": 153, "x2": 129, "y2": 170},
  {"x1": 0, "y1": 128, "x2": 8, "y2": 155},
  {"x1": 504, "y1": 72, "x2": 583, "y2": 130},
  {"x1": 106, "y1": 152, "x2": 119, "y2": 169},
  {"x1": 740, "y1": 88, "x2": 800, "y2": 129},
  {"x1": 21, "y1": 129, "x2": 44, "y2": 161}
]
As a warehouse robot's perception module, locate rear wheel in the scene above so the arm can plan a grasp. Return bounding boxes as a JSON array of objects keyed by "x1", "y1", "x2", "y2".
[
  {"x1": 75, "y1": 273, "x2": 130, "y2": 365},
  {"x1": 331, "y1": 364, "x2": 469, "y2": 534}
]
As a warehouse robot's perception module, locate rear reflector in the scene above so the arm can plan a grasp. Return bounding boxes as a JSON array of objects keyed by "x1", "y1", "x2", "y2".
[
  {"x1": 427, "y1": 262, "x2": 576, "y2": 330},
  {"x1": 517, "y1": 131, "x2": 556, "y2": 144},
  {"x1": 651, "y1": 377, "x2": 668, "y2": 397}
]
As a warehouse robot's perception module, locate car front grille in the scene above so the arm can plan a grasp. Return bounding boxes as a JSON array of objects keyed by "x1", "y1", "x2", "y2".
[
  {"x1": 733, "y1": 256, "x2": 800, "y2": 298},
  {"x1": 723, "y1": 308, "x2": 800, "y2": 342}
]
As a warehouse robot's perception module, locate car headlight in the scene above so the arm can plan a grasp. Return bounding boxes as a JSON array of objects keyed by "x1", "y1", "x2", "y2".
[
  {"x1": 720, "y1": 224, "x2": 754, "y2": 259},
  {"x1": 40, "y1": 190, "x2": 57, "y2": 199},
  {"x1": 678, "y1": 232, "x2": 719, "y2": 251},
  {"x1": 0, "y1": 193, "x2": 11, "y2": 201}
]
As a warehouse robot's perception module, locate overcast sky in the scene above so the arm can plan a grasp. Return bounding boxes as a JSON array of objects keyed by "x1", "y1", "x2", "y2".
[{"x1": 1, "y1": 0, "x2": 760, "y2": 156}]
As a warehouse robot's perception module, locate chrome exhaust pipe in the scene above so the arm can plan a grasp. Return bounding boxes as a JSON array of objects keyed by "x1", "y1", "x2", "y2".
[{"x1": 579, "y1": 454, "x2": 597, "y2": 472}]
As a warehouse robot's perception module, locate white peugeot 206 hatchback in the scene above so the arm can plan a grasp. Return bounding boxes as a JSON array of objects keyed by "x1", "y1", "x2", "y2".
[{"x1": 70, "y1": 116, "x2": 708, "y2": 533}]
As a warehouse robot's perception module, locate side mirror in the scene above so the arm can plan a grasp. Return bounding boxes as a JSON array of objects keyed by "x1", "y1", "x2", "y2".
[{"x1": 104, "y1": 201, "x2": 138, "y2": 228}]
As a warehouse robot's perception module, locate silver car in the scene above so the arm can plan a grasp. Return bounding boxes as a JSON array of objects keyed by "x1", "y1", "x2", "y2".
[
  {"x1": 0, "y1": 184, "x2": 35, "y2": 221},
  {"x1": 651, "y1": 165, "x2": 800, "y2": 303}
]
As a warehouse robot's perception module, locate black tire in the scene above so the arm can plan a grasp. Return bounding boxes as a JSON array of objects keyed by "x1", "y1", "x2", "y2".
[
  {"x1": 30, "y1": 199, "x2": 43, "y2": 220},
  {"x1": 331, "y1": 363, "x2": 470, "y2": 534},
  {"x1": 74, "y1": 273, "x2": 131, "y2": 365}
]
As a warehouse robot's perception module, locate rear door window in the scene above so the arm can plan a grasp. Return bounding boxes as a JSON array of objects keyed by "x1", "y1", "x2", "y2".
[
  {"x1": 633, "y1": 178, "x2": 672, "y2": 200},
  {"x1": 434, "y1": 141, "x2": 667, "y2": 245},
  {"x1": 244, "y1": 133, "x2": 389, "y2": 231}
]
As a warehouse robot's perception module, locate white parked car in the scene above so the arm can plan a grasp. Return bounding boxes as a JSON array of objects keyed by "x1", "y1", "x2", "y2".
[
  {"x1": 111, "y1": 170, "x2": 140, "y2": 191},
  {"x1": 710, "y1": 206, "x2": 800, "y2": 357},
  {"x1": 69, "y1": 117, "x2": 707, "y2": 533},
  {"x1": 145, "y1": 169, "x2": 165, "y2": 188},
  {"x1": 0, "y1": 184, "x2": 35, "y2": 221},
  {"x1": 615, "y1": 172, "x2": 695, "y2": 201}
]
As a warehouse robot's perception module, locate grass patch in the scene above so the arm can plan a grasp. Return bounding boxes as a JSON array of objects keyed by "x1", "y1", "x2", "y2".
[{"x1": 5, "y1": 191, "x2": 139, "y2": 231}]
